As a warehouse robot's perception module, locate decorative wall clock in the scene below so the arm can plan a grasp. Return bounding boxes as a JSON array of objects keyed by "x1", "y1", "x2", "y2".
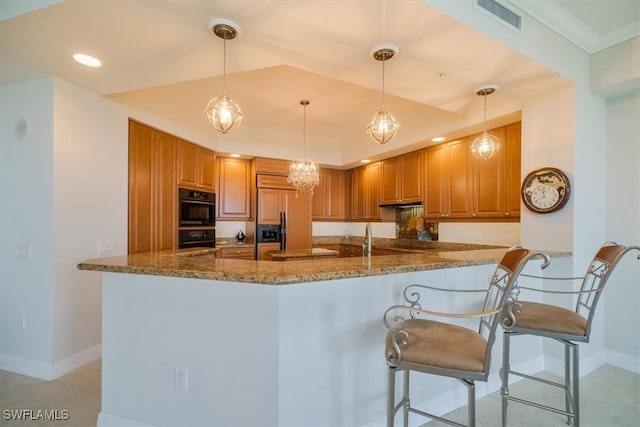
[{"x1": 521, "y1": 167, "x2": 570, "y2": 214}]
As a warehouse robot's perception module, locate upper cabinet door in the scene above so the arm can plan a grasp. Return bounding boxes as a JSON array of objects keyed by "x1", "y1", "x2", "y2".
[
  {"x1": 312, "y1": 168, "x2": 346, "y2": 221},
  {"x1": 424, "y1": 144, "x2": 447, "y2": 219},
  {"x1": 325, "y1": 168, "x2": 346, "y2": 220},
  {"x1": 177, "y1": 140, "x2": 198, "y2": 188},
  {"x1": 197, "y1": 149, "x2": 215, "y2": 192},
  {"x1": 380, "y1": 151, "x2": 423, "y2": 205},
  {"x1": 446, "y1": 138, "x2": 474, "y2": 218},
  {"x1": 217, "y1": 157, "x2": 251, "y2": 219},
  {"x1": 380, "y1": 157, "x2": 401, "y2": 205},
  {"x1": 400, "y1": 150, "x2": 423, "y2": 203},
  {"x1": 473, "y1": 127, "x2": 506, "y2": 218},
  {"x1": 177, "y1": 140, "x2": 215, "y2": 192}
]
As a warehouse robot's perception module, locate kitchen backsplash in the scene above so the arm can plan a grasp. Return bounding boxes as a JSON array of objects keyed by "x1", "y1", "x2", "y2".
[{"x1": 395, "y1": 205, "x2": 438, "y2": 241}]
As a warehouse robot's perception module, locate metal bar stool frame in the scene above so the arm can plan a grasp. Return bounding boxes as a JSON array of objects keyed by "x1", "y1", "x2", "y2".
[
  {"x1": 500, "y1": 241, "x2": 640, "y2": 426},
  {"x1": 383, "y1": 246, "x2": 551, "y2": 427}
]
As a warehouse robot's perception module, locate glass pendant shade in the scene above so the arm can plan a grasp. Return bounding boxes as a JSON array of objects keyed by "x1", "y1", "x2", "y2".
[
  {"x1": 368, "y1": 45, "x2": 399, "y2": 145},
  {"x1": 288, "y1": 153, "x2": 320, "y2": 194},
  {"x1": 367, "y1": 107, "x2": 399, "y2": 144},
  {"x1": 471, "y1": 85, "x2": 501, "y2": 160},
  {"x1": 471, "y1": 131, "x2": 501, "y2": 160},
  {"x1": 205, "y1": 19, "x2": 242, "y2": 134},
  {"x1": 287, "y1": 100, "x2": 320, "y2": 194},
  {"x1": 205, "y1": 91, "x2": 243, "y2": 134}
]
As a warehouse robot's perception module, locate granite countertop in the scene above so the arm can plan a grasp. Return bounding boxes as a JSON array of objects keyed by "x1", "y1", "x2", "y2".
[
  {"x1": 77, "y1": 237, "x2": 570, "y2": 285},
  {"x1": 77, "y1": 238, "x2": 571, "y2": 285}
]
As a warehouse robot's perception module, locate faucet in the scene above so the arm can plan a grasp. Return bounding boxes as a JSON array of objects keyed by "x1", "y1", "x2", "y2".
[{"x1": 363, "y1": 223, "x2": 372, "y2": 258}]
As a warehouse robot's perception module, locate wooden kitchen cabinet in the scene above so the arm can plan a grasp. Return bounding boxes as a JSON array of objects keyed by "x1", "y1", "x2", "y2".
[
  {"x1": 128, "y1": 120, "x2": 177, "y2": 254},
  {"x1": 473, "y1": 127, "x2": 506, "y2": 218},
  {"x1": 253, "y1": 156, "x2": 290, "y2": 175},
  {"x1": 312, "y1": 168, "x2": 346, "y2": 220},
  {"x1": 380, "y1": 150, "x2": 423, "y2": 205},
  {"x1": 424, "y1": 124, "x2": 520, "y2": 221},
  {"x1": 257, "y1": 188, "x2": 283, "y2": 224},
  {"x1": 216, "y1": 157, "x2": 251, "y2": 219},
  {"x1": 177, "y1": 140, "x2": 215, "y2": 191},
  {"x1": 257, "y1": 242, "x2": 281, "y2": 260},
  {"x1": 349, "y1": 162, "x2": 381, "y2": 220},
  {"x1": 219, "y1": 246, "x2": 254, "y2": 260},
  {"x1": 504, "y1": 122, "x2": 522, "y2": 217},
  {"x1": 424, "y1": 138, "x2": 474, "y2": 220}
]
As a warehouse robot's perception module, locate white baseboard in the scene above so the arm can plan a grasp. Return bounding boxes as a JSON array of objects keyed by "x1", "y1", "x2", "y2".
[
  {"x1": 543, "y1": 348, "x2": 607, "y2": 378},
  {"x1": 0, "y1": 344, "x2": 101, "y2": 380},
  {"x1": 98, "y1": 412, "x2": 155, "y2": 427},
  {"x1": 0, "y1": 353, "x2": 53, "y2": 380},
  {"x1": 606, "y1": 349, "x2": 640, "y2": 374},
  {"x1": 51, "y1": 344, "x2": 102, "y2": 379}
]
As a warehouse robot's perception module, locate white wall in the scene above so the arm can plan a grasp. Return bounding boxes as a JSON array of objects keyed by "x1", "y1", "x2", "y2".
[
  {"x1": 519, "y1": 85, "x2": 575, "y2": 252},
  {"x1": 0, "y1": 79, "x2": 55, "y2": 375},
  {"x1": 0, "y1": 77, "x2": 129, "y2": 379},
  {"x1": 51, "y1": 79, "x2": 128, "y2": 368},
  {"x1": 604, "y1": 93, "x2": 640, "y2": 364}
]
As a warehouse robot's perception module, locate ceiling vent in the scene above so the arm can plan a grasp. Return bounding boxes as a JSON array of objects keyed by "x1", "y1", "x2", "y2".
[{"x1": 475, "y1": 0, "x2": 522, "y2": 32}]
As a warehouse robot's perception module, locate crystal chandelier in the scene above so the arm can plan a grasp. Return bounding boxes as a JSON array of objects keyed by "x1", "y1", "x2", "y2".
[
  {"x1": 470, "y1": 85, "x2": 501, "y2": 160},
  {"x1": 367, "y1": 44, "x2": 400, "y2": 144},
  {"x1": 205, "y1": 19, "x2": 243, "y2": 134},
  {"x1": 287, "y1": 100, "x2": 320, "y2": 195}
]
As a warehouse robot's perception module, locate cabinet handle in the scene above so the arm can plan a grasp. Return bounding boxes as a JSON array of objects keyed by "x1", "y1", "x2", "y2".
[
  {"x1": 505, "y1": 212, "x2": 510, "y2": 216},
  {"x1": 472, "y1": 213, "x2": 477, "y2": 217}
]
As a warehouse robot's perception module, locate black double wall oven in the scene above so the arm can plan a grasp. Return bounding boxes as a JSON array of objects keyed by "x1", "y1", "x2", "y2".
[{"x1": 178, "y1": 188, "x2": 215, "y2": 249}]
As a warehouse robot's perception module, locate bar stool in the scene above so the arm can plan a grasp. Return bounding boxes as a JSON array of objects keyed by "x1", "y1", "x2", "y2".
[
  {"x1": 383, "y1": 246, "x2": 550, "y2": 427},
  {"x1": 501, "y1": 241, "x2": 640, "y2": 426}
]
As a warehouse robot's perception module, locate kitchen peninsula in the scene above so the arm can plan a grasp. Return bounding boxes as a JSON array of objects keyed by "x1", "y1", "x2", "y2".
[{"x1": 79, "y1": 243, "x2": 568, "y2": 427}]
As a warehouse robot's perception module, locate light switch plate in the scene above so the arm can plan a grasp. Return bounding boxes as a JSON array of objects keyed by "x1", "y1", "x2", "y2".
[{"x1": 14, "y1": 244, "x2": 31, "y2": 259}]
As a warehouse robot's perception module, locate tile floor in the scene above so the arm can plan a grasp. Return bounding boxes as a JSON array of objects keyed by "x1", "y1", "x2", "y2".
[
  {"x1": 423, "y1": 365, "x2": 640, "y2": 426},
  {"x1": 0, "y1": 362, "x2": 638, "y2": 426},
  {"x1": 0, "y1": 360, "x2": 100, "y2": 427}
]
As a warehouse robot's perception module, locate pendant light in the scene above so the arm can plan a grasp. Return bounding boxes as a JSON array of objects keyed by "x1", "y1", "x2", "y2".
[
  {"x1": 287, "y1": 100, "x2": 320, "y2": 195},
  {"x1": 367, "y1": 44, "x2": 400, "y2": 144},
  {"x1": 205, "y1": 18, "x2": 243, "y2": 134},
  {"x1": 470, "y1": 85, "x2": 501, "y2": 160}
]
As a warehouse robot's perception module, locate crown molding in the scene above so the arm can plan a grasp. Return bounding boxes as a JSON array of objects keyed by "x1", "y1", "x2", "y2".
[{"x1": 508, "y1": 0, "x2": 640, "y2": 54}]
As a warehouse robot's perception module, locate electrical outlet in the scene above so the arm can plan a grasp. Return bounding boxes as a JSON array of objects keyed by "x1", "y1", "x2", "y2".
[
  {"x1": 175, "y1": 367, "x2": 188, "y2": 392},
  {"x1": 97, "y1": 240, "x2": 116, "y2": 256},
  {"x1": 475, "y1": 231, "x2": 482, "y2": 241},
  {"x1": 14, "y1": 244, "x2": 31, "y2": 259}
]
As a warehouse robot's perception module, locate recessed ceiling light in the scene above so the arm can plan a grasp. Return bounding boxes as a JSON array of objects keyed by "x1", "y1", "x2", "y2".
[
  {"x1": 73, "y1": 53, "x2": 102, "y2": 68},
  {"x1": 361, "y1": 159, "x2": 371, "y2": 164},
  {"x1": 432, "y1": 137, "x2": 446, "y2": 142}
]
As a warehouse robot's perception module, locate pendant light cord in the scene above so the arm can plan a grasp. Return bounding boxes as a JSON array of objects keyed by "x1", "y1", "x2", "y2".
[
  {"x1": 303, "y1": 102, "x2": 307, "y2": 153},
  {"x1": 483, "y1": 94, "x2": 487, "y2": 132},
  {"x1": 222, "y1": 36, "x2": 227, "y2": 94},
  {"x1": 381, "y1": 58, "x2": 386, "y2": 108}
]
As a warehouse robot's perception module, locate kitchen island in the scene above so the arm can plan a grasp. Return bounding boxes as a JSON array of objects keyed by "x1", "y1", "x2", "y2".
[{"x1": 78, "y1": 242, "x2": 570, "y2": 427}]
